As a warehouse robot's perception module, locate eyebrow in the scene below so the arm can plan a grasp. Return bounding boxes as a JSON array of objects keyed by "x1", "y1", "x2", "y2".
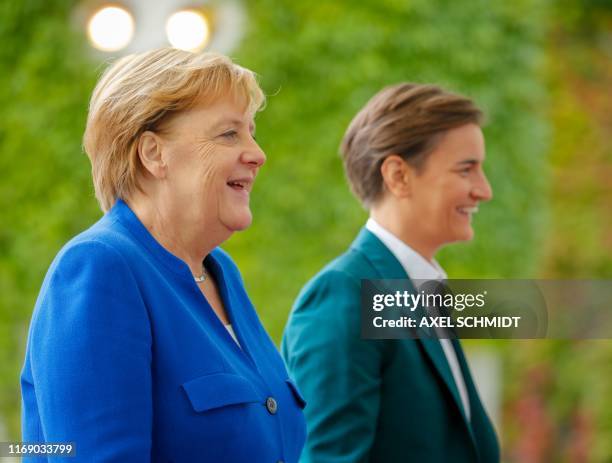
[
  {"x1": 455, "y1": 159, "x2": 480, "y2": 167},
  {"x1": 210, "y1": 118, "x2": 256, "y2": 134}
]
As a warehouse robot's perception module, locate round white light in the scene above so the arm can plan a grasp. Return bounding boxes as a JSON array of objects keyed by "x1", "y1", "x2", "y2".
[
  {"x1": 88, "y1": 6, "x2": 134, "y2": 52},
  {"x1": 166, "y1": 10, "x2": 209, "y2": 51}
]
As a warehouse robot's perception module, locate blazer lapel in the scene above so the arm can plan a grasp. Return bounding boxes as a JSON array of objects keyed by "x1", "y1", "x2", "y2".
[
  {"x1": 349, "y1": 228, "x2": 407, "y2": 279},
  {"x1": 351, "y1": 228, "x2": 475, "y2": 433},
  {"x1": 419, "y1": 339, "x2": 474, "y2": 430}
]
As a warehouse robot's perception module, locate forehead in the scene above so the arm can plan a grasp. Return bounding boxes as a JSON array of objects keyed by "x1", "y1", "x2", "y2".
[
  {"x1": 427, "y1": 124, "x2": 485, "y2": 165},
  {"x1": 169, "y1": 95, "x2": 255, "y2": 132}
]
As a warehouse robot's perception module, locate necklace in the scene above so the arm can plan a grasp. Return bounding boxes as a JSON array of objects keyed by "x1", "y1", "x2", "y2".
[{"x1": 194, "y1": 263, "x2": 207, "y2": 283}]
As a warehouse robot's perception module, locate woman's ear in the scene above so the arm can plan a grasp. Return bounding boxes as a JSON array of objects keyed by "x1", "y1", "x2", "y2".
[
  {"x1": 138, "y1": 131, "x2": 167, "y2": 179},
  {"x1": 380, "y1": 154, "x2": 413, "y2": 198}
]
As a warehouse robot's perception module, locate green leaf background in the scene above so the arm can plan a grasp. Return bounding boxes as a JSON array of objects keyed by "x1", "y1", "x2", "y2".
[{"x1": 1, "y1": 0, "x2": 611, "y2": 460}]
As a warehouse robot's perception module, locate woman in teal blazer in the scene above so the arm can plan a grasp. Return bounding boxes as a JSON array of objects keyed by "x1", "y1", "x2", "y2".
[
  {"x1": 21, "y1": 48, "x2": 306, "y2": 462},
  {"x1": 282, "y1": 83, "x2": 499, "y2": 462}
]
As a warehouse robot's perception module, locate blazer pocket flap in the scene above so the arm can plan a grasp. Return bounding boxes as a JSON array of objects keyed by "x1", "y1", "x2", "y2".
[
  {"x1": 285, "y1": 379, "x2": 307, "y2": 409},
  {"x1": 182, "y1": 373, "x2": 261, "y2": 412}
]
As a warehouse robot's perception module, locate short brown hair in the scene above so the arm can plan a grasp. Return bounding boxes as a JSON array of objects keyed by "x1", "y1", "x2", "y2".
[
  {"x1": 83, "y1": 48, "x2": 265, "y2": 212},
  {"x1": 340, "y1": 83, "x2": 483, "y2": 208}
]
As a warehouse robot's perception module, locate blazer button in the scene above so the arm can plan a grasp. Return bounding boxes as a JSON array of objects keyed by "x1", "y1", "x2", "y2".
[{"x1": 266, "y1": 397, "x2": 278, "y2": 414}]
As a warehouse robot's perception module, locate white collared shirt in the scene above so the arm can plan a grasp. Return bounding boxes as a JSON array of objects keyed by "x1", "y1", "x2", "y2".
[
  {"x1": 366, "y1": 218, "x2": 471, "y2": 421},
  {"x1": 225, "y1": 324, "x2": 241, "y2": 347}
]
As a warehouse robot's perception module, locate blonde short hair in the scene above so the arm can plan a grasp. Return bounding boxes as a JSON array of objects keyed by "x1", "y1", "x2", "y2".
[{"x1": 83, "y1": 48, "x2": 265, "y2": 212}]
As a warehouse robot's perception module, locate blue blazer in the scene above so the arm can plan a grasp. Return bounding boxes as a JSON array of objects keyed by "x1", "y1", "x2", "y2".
[{"x1": 21, "y1": 200, "x2": 306, "y2": 462}]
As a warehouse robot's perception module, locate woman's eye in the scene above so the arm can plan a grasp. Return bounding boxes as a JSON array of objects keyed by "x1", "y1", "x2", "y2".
[{"x1": 221, "y1": 131, "x2": 238, "y2": 139}]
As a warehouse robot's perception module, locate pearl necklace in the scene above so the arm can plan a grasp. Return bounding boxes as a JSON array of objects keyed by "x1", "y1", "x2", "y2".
[{"x1": 194, "y1": 264, "x2": 207, "y2": 283}]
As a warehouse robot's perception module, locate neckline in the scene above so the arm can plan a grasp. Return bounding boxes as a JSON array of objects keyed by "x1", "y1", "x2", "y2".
[
  {"x1": 203, "y1": 252, "x2": 254, "y2": 363},
  {"x1": 365, "y1": 218, "x2": 447, "y2": 280},
  {"x1": 109, "y1": 198, "x2": 254, "y2": 362},
  {"x1": 109, "y1": 199, "x2": 193, "y2": 279}
]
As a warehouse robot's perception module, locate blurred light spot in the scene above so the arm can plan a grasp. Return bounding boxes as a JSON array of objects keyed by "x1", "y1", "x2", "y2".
[
  {"x1": 166, "y1": 10, "x2": 209, "y2": 51},
  {"x1": 88, "y1": 6, "x2": 134, "y2": 51}
]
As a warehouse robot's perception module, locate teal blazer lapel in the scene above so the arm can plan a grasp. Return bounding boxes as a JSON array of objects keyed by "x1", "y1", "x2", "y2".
[
  {"x1": 419, "y1": 340, "x2": 475, "y2": 431},
  {"x1": 349, "y1": 227, "x2": 407, "y2": 279},
  {"x1": 351, "y1": 228, "x2": 475, "y2": 435}
]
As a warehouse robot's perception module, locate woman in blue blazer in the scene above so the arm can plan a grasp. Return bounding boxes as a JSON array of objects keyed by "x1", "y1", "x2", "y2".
[{"x1": 21, "y1": 48, "x2": 306, "y2": 462}]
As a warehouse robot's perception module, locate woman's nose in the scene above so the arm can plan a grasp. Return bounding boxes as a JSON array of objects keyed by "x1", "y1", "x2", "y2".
[
  {"x1": 472, "y1": 172, "x2": 493, "y2": 201},
  {"x1": 242, "y1": 139, "x2": 266, "y2": 167}
]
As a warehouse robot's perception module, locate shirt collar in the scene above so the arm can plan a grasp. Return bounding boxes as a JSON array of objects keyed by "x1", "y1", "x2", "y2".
[{"x1": 365, "y1": 218, "x2": 447, "y2": 281}]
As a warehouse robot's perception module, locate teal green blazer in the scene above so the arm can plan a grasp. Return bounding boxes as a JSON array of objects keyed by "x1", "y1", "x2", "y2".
[{"x1": 282, "y1": 228, "x2": 499, "y2": 462}]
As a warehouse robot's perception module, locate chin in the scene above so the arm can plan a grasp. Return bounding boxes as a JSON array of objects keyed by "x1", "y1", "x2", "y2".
[
  {"x1": 445, "y1": 226, "x2": 474, "y2": 244},
  {"x1": 457, "y1": 227, "x2": 474, "y2": 242},
  {"x1": 225, "y1": 211, "x2": 253, "y2": 232}
]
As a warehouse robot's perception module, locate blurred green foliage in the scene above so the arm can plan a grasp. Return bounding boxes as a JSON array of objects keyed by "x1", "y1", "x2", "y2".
[
  {"x1": 1, "y1": 0, "x2": 551, "y2": 442},
  {"x1": 0, "y1": 0, "x2": 101, "y2": 438},
  {"x1": 499, "y1": 2, "x2": 612, "y2": 460},
  {"x1": 230, "y1": 0, "x2": 551, "y2": 341},
  {"x1": 2, "y1": 0, "x2": 610, "y2": 460}
]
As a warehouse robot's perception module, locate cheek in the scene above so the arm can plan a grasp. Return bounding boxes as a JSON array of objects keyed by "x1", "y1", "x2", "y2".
[
  {"x1": 434, "y1": 189, "x2": 461, "y2": 226},
  {"x1": 198, "y1": 162, "x2": 218, "y2": 191},
  {"x1": 169, "y1": 141, "x2": 215, "y2": 176},
  {"x1": 195, "y1": 143, "x2": 218, "y2": 179},
  {"x1": 442, "y1": 183, "x2": 467, "y2": 208},
  {"x1": 192, "y1": 151, "x2": 223, "y2": 196},
  {"x1": 427, "y1": 187, "x2": 451, "y2": 215},
  {"x1": 170, "y1": 163, "x2": 219, "y2": 208}
]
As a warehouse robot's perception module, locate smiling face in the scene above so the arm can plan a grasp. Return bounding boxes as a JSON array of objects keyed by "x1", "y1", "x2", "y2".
[
  {"x1": 155, "y1": 95, "x2": 265, "y2": 236},
  {"x1": 407, "y1": 123, "x2": 492, "y2": 250}
]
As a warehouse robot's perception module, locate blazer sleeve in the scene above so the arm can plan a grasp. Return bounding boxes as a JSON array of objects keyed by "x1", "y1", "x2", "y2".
[
  {"x1": 25, "y1": 240, "x2": 152, "y2": 462},
  {"x1": 282, "y1": 270, "x2": 385, "y2": 463}
]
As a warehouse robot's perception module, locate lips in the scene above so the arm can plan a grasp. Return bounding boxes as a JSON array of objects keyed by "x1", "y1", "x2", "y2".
[
  {"x1": 227, "y1": 177, "x2": 253, "y2": 193},
  {"x1": 457, "y1": 205, "x2": 478, "y2": 216}
]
